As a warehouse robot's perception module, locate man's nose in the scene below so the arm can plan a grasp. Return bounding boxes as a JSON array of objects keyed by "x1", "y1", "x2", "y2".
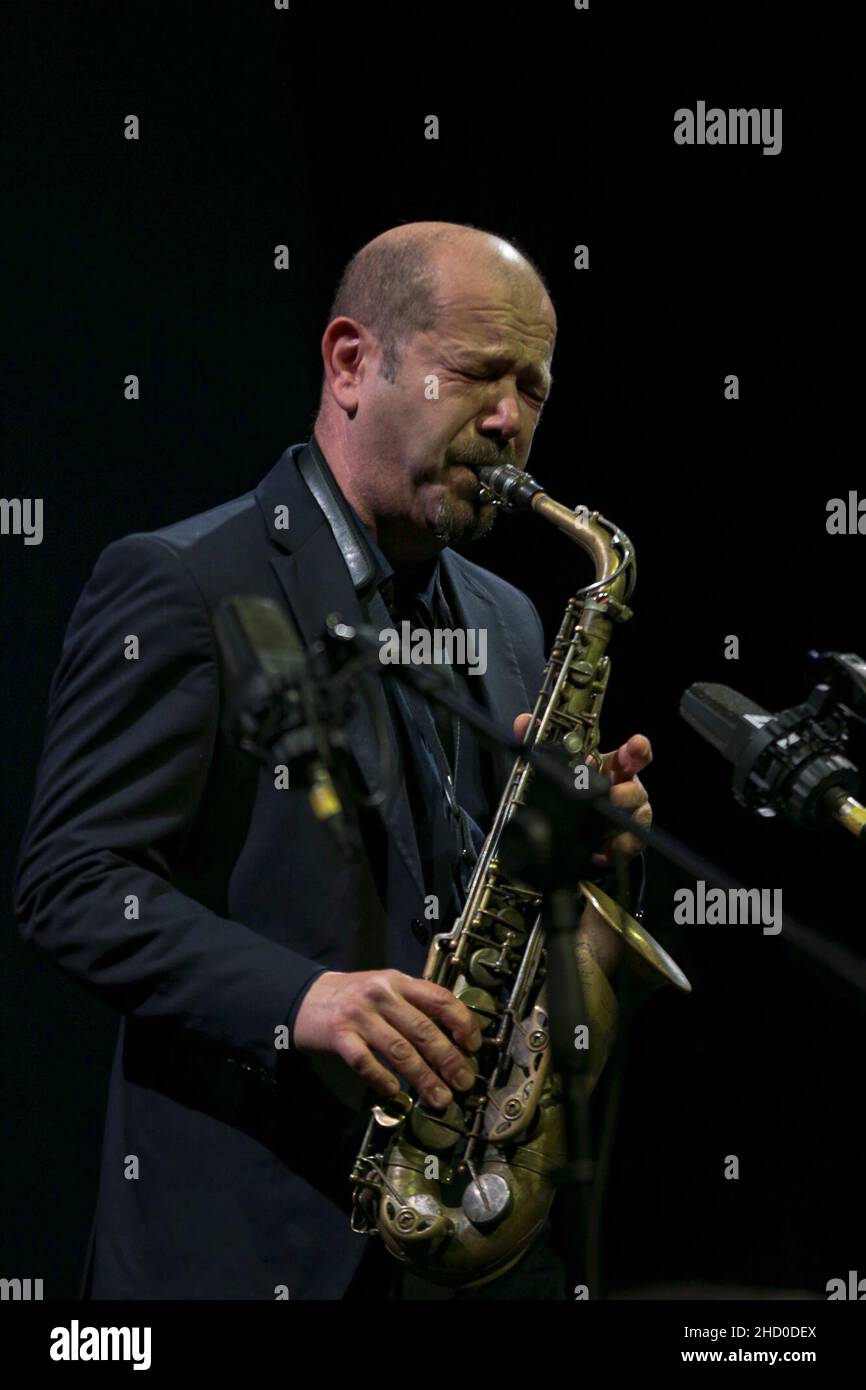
[{"x1": 478, "y1": 393, "x2": 521, "y2": 441}]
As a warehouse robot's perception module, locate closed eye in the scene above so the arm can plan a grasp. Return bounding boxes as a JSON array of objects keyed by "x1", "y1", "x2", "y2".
[{"x1": 460, "y1": 369, "x2": 547, "y2": 405}]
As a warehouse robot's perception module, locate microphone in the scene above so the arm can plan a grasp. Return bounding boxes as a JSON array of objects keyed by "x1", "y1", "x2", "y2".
[
  {"x1": 215, "y1": 596, "x2": 359, "y2": 860},
  {"x1": 679, "y1": 681, "x2": 866, "y2": 841}
]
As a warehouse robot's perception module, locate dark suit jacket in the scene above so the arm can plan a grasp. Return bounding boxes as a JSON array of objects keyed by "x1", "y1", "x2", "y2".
[{"x1": 13, "y1": 440, "x2": 547, "y2": 1299}]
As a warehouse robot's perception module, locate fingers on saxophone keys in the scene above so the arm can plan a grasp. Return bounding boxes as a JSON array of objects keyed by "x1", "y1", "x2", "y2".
[
  {"x1": 349, "y1": 1016, "x2": 447, "y2": 1107},
  {"x1": 399, "y1": 977, "x2": 484, "y2": 1054},
  {"x1": 593, "y1": 830, "x2": 643, "y2": 867},
  {"x1": 610, "y1": 782, "x2": 647, "y2": 811},
  {"x1": 398, "y1": 1005, "x2": 478, "y2": 1101},
  {"x1": 337, "y1": 1029, "x2": 404, "y2": 1101}
]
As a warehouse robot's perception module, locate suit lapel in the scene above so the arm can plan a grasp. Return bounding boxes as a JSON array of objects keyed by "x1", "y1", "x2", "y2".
[{"x1": 256, "y1": 445, "x2": 425, "y2": 901}]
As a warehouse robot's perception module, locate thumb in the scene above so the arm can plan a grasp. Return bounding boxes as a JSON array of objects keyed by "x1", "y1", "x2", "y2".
[{"x1": 513, "y1": 712, "x2": 534, "y2": 740}]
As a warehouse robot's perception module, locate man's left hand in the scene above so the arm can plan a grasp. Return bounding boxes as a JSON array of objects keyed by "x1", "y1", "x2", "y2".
[{"x1": 512, "y1": 718, "x2": 653, "y2": 869}]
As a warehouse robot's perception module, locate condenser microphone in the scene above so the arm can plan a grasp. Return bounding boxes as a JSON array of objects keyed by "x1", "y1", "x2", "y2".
[
  {"x1": 680, "y1": 681, "x2": 866, "y2": 841},
  {"x1": 216, "y1": 595, "x2": 358, "y2": 860}
]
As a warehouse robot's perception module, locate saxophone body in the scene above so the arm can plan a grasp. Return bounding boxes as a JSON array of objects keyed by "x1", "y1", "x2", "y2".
[{"x1": 349, "y1": 463, "x2": 690, "y2": 1287}]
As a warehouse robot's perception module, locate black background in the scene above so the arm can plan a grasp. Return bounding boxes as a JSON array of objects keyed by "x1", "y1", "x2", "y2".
[{"x1": 2, "y1": 4, "x2": 860, "y2": 1299}]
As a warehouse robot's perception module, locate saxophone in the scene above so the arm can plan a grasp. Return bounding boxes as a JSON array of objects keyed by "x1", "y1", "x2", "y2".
[{"x1": 349, "y1": 461, "x2": 691, "y2": 1287}]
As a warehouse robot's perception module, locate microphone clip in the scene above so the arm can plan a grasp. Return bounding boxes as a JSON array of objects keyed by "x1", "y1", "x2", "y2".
[{"x1": 733, "y1": 651, "x2": 866, "y2": 827}]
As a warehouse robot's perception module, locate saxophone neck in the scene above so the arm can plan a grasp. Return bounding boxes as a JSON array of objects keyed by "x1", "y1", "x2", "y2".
[{"x1": 477, "y1": 462, "x2": 636, "y2": 608}]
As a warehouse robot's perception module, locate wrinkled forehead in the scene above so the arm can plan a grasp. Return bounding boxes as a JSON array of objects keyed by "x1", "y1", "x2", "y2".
[{"x1": 431, "y1": 256, "x2": 556, "y2": 357}]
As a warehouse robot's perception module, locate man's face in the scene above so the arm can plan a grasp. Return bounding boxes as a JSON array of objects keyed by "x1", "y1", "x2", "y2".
[{"x1": 359, "y1": 255, "x2": 556, "y2": 553}]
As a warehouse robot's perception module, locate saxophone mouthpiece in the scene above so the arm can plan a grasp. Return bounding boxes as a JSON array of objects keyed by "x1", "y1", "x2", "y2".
[{"x1": 477, "y1": 463, "x2": 544, "y2": 512}]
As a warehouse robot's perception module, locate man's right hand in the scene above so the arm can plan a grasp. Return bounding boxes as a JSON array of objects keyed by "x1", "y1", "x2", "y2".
[{"x1": 292, "y1": 970, "x2": 483, "y2": 1109}]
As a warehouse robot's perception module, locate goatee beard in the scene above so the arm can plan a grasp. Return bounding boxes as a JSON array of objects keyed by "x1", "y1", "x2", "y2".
[{"x1": 431, "y1": 494, "x2": 497, "y2": 547}]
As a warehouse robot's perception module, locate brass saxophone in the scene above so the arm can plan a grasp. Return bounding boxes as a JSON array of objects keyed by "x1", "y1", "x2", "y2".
[{"x1": 349, "y1": 461, "x2": 691, "y2": 1287}]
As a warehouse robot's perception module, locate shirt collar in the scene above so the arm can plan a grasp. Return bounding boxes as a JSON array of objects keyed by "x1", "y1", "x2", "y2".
[{"x1": 309, "y1": 435, "x2": 441, "y2": 617}]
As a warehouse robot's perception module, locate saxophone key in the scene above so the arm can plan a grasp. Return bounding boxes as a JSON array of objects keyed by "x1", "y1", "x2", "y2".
[
  {"x1": 468, "y1": 946, "x2": 504, "y2": 987},
  {"x1": 462, "y1": 1173, "x2": 511, "y2": 1230},
  {"x1": 453, "y1": 984, "x2": 498, "y2": 1030},
  {"x1": 488, "y1": 905, "x2": 527, "y2": 943},
  {"x1": 409, "y1": 1100, "x2": 465, "y2": 1152}
]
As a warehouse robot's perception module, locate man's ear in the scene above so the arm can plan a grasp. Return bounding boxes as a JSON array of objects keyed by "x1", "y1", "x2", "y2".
[{"x1": 320, "y1": 316, "x2": 367, "y2": 414}]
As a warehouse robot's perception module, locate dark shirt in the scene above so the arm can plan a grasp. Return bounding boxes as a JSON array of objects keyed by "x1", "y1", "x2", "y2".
[{"x1": 347, "y1": 506, "x2": 493, "y2": 931}]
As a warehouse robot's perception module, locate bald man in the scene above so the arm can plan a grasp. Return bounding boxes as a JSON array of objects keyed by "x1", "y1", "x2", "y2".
[{"x1": 15, "y1": 221, "x2": 652, "y2": 1301}]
